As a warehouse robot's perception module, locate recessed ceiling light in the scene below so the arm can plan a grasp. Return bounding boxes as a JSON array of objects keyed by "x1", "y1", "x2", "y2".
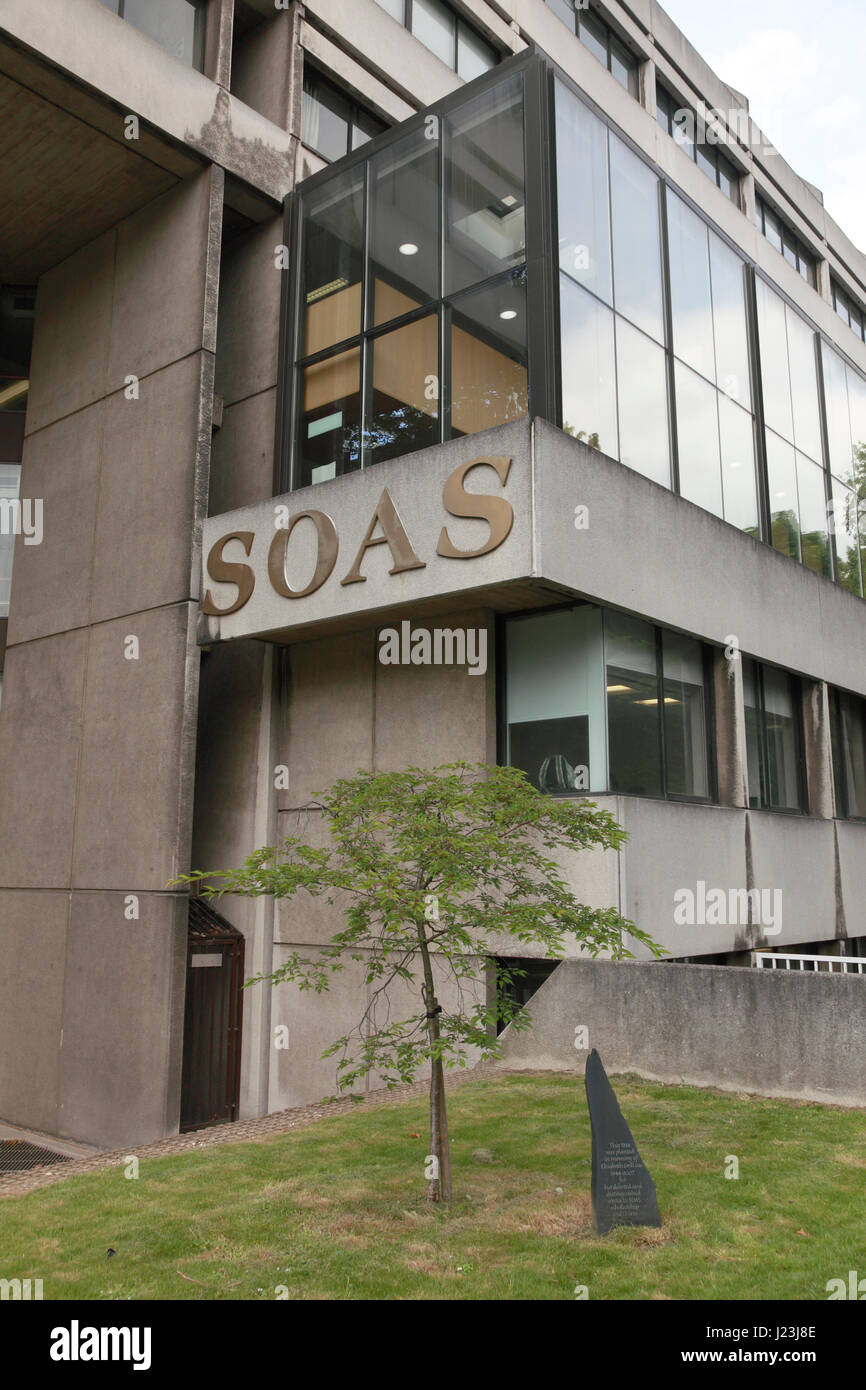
[
  {"x1": 500, "y1": 309, "x2": 518, "y2": 320},
  {"x1": 399, "y1": 242, "x2": 419, "y2": 256},
  {"x1": 501, "y1": 195, "x2": 518, "y2": 208}
]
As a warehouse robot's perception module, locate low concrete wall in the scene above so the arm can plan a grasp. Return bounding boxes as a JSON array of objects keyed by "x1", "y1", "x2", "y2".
[{"x1": 497, "y1": 960, "x2": 866, "y2": 1107}]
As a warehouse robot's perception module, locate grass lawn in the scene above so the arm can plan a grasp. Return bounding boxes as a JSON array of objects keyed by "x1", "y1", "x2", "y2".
[{"x1": 1, "y1": 1073, "x2": 864, "y2": 1301}]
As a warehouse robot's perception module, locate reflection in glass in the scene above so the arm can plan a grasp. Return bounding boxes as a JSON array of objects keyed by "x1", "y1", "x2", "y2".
[
  {"x1": 709, "y1": 234, "x2": 750, "y2": 408},
  {"x1": 766, "y1": 432, "x2": 800, "y2": 561},
  {"x1": 616, "y1": 318, "x2": 670, "y2": 487},
  {"x1": 756, "y1": 279, "x2": 793, "y2": 443},
  {"x1": 0, "y1": 464, "x2": 20, "y2": 618},
  {"x1": 370, "y1": 129, "x2": 439, "y2": 326},
  {"x1": 412, "y1": 0, "x2": 454, "y2": 66},
  {"x1": 555, "y1": 82, "x2": 611, "y2": 304},
  {"x1": 302, "y1": 175, "x2": 363, "y2": 356},
  {"x1": 365, "y1": 315, "x2": 438, "y2": 466},
  {"x1": 821, "y1": 341, "x2": 853, "y2": 484},
  {"x1": 506, "y1": 606, "x2": 607, "y2": 793},
  {"x1": 796, "y1": 453, "x2": 831, "y2": 578},
  {"x1": 605, "y1": 612, "x2": 663, "y2": 797},
  {"x1": 450, "y1": 275, "x2": 528, "y2": 436},
  {"x1": 457, "y1": 25, "x2": 496, "y2": 81},
  {"x1": 610, "y1": 136, "x2": 664, "y2": 342},
  {"x1": 719, "y1": 395, "x2": 759, "y2": 536},
  {"x1": 831, "y1": 477, "x2": 862, "y2": 596},
  {"x1": 298, "y1": 348, "x2": 361, "y2": 488},
  {"x1": 786, "y1": 309, "x2": 822, "y2": 462},
  {"x1": 675, "y1": 361, "x2": 723, "y2": 517},
  {"x1": 762, "y1": 665, "x2": 802, "y2": 809},
  {"x1": 667, "y1": 191, "x2": 714, "y2": 381},
  {"x1": 445, "y1": 74, "x2": 525, "y2": 295},
  {"x1": 662, "y1": 630, "x2": 709, "y2": 798},
  {"x1": 742, "y1": 659, "x2": 763, "y2": 808},
  {"x1": 560, "y1": 276, "x2": 617, "y2": 456},
  {"x1": 122, "y1": 0, "x2": 199, "y2": 65},
  {"x1": 302, "y1": 69, "x2": 350, "y2": 162},
  {"x1": 831, "y1": 690, "x2": 866, "y2": 819}
]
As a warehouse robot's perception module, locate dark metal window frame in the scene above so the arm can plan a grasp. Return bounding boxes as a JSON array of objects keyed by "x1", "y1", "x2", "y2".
[
  {"x1": 829, "y1": 686, "x2": 866, "y2": 822},
  {"x1": 831, "y1": 276, "x2": 866, "y2": 345},
  {"x1": 277, "y1": 48, "x2": 558, "y2": 493},
  {"x1": 755, "y1": 194, "x2": 818, "y2": 289},
  {"x1": 102, "y1": 0, "x2": 207, "y2": 70},
  {"x1": 301, "y1": 65, "x2": 388, "y2": 163},
  {"x1": 742, "y1": 658, "x2": 809, "y2": 814},
  {"x1": 545, "y1": 1, "x2": 639, "y2": 96},
  {"x1": 655, "y1": 81, "x2": 741, "y2": 205},
  {"x1": 498, "y1": 601, "x2": 718, "y2": 806}
]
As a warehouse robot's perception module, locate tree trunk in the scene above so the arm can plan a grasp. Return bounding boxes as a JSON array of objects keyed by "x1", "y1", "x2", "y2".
[{"x1": 418, "y1": 926, "x2": 452, "y2": 1203}]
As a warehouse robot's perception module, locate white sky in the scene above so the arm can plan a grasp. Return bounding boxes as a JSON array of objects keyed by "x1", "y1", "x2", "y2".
[{"x1": 658, "y1": 0, "x2": 866, "y2": 253}]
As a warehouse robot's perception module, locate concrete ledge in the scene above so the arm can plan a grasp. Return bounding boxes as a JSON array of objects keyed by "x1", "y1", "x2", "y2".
[{"x1": 497, "y1": 958, "x2": 866, "y2": 1107}]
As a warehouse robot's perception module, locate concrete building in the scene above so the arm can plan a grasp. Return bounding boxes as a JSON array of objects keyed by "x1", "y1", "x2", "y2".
[{"x1": 1, "y1": 0, "x2": 864, "y2": 1150}]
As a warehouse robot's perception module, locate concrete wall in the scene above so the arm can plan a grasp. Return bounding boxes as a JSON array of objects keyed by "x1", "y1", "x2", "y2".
[
  {"x1": 497, "y1": 958, "x2": 866, "y2": 1107},
  {"x1": 0, "y1": 168, "x2": 222, "y2": 1148}
]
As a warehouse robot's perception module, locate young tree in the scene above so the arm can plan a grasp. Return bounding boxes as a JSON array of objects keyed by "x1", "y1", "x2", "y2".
[{"x1": 178, "y1": 762, "x2": 663, "y2": 1203}]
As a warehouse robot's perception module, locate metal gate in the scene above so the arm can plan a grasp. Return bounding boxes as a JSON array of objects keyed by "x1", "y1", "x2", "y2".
[{"x1": 180, "y1": 899, "x2": 245, "y2": 1132}]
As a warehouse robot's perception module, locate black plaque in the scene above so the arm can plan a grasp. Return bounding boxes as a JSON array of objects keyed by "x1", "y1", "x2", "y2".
[{"x1": 585, "y1": 1048, "x2": 661, "y2": 1236}]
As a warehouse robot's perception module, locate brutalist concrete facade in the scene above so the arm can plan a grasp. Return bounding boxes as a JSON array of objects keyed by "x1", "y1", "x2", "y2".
[{"x1": 1, "y1": 0, "x2": 865, "y2": 1149}]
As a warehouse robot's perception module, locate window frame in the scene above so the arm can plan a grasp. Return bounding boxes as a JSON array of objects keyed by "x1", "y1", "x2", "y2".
[
  {"x1": 830, "y1": 686, "x2": 866, "y2": 821},
  {"x1": 742, "y1": 658, "x2": 809, "y2": 814},
  {"x1": 831, "y1": 277, "x2": 866, "y2": 345},
  {"x1": 301, "y1": 65, "x2": 388, "y2": 163},
  {"x1": 755, "y1": 195, "x2": 817, "y2": 289},
  {"x1": 375, "y1": 0, "x2": 498, "y2": 77},
  {"x1": 99, "y1": 0, "x2": 206, "y2": 70},
  {"x1": 655, "y1": 81, "x2": 741, "y2": 206}
]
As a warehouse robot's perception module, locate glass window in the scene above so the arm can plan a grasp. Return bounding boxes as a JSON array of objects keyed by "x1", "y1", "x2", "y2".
[
  {"x1": 115, "y1": 0, "x2": 202, "y2": 67},
  {"x1": 301, "y1": 175, "x2": 364, "y2": 356},
  {"x1": 615, "y1": 318, "x2": 670, "y2": 487},
  {"x1": 831, "y1": 689, "x2": 866, "y2": 819},
  {"x1": 609, "y1": 136, "x2": 664, "y2": 343},
  {"x1": 719, "y1": 395, "x2": 759, "y2": 537},
  {"x1": 506, "y1": 606, "x2": 608, "y2": 794},
  {"x1": 0, "y1": 464, "x2": 20, "y2": 619},
  {"x1": 743, "y1": 659, "x2": 805, "y2": 811},
  {"x1": 662, "y1": 630, "x2": 710, "y2": 798},
  {"x1": 605, "y1": 612, "x2": 663, "y2": 798},
  {"x1": 756, "y1": 279, "x2": 793, "y2": 443},
  {"x1": 831, "y1": 476, "x2": 862, "y2": 596},
  {"x1": 796, "y1": 453, "x2": 831, "y2": 579},
  {"x1": 449, "y1": 274, "x2": 528, "y2": 437},
  {"x1": 364, "y1": 315, "x2": 439, "y2": 467},
  {"x1": 298, "y1": 347, "x2": 362, "y2": 488},
  {"x1": 609, "y1": 38, "x2": 634, "y2": 94},
  {"x1": 560, "y1": 277, "x2": 617, "y2": 456},
  {"x1": 374, "y1": 0, "x2": 404, "y2": 17},
  {"x1": 578, "y1": 10, "x2": 608, "y2": 66},
  {"x1": 545, "y1": 0, "x2": 578, "y2": 29},
  {"x1": 412, "y1": 0, "x2": 455, "y2": 66},
  {"x1": 445, "y1": 73, "x2": 525, "y2": 295},
  {"x1": 457, "y1": 23, "x2": 497, "y2": 82},
  {"x1": 821, "y1": 342, "x2": 854, "y2": 485},
  {"x1": 555, "y1": 83, "x2": 612, "y2": 305},
  {"x1": 766, "y1": 432, "x2": 801, "y2": 562},
  {"x1": 709, "y1": 235, "x2": 750, "y2": 408},
  {"x1": 848, "y1": 369, "x2": 866, "y2": 474},
  {"x1": 302, "y1": 71, "x2": 350, "y2": 163},
  {"x1": 369, "y1": 128, "x2": 439, "y2": 327},
  {"x1": 717, "y1": 152, "x2": 737, "y2": 204},
  {"x1": 786, "y1": 308, "x2": 822, "y2": 462},
  {"x1": 675, "y1": 362, "x2": 723, "y2": 517},
  {"x1": 667, "y1": 191, "x2": 715, "y2": 381}
]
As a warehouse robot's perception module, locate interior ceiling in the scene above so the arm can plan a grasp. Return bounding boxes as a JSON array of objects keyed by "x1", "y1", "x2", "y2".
[{"x1": 0, "y1": 70, "x2": 180, "y2": 282}]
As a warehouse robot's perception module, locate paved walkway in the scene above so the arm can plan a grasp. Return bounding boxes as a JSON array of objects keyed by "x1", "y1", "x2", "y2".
[{"x1": 0, "y1": 1062, "x2": 511, "y2": 1199}]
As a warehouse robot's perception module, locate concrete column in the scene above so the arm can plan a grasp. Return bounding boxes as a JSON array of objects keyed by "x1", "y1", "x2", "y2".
[
  {"x1": 740, "y1": 171, "x2": 757, "y2": 225},
  {"x1": 204, "y1": 0, "x2": 235, "y2": 88},
  {"x1": 713, "y1": 647, "x2": 749, "y2": 808},
  {"x1": 816, "y1": 256, "x2": 834, "y2": 307},
  {"x1": 801, "y1": 679, "x2": 835, "y2": 818},
  {"x1": 639, "y1": 54, "x2": 657, "y2": 118}
]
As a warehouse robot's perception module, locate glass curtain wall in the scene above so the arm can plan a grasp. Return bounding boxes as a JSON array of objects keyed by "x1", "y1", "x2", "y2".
[
  {"x1": 820, "y1": 341, "x2": 866, "y2": 596},
  {"x1": 291, "y1": 71, "x2": 528, "y2": 488},
  {"x1": 505, "y1": 605, "x2": 713, "y2": 801}
]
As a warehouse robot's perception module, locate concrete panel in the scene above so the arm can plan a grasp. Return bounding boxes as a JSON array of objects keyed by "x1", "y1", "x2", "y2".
[
  {"x1": 497, "y1": 958, "x2": 866, "y2": 1107},
  {"x1": 267, "y1": 947, "x2": 369, "y2": 1109},
  {"x1": 107, "y1": 172, "x2": 215, "y2": 389},
  {"x1": 373, "y1": 609, "x2": 494, "y2": 770},
  {"x1": 71, "y1": 604, "x2": 198, "y2": 890},
  {"x1": 0, "y1": 630, "x2": 87, "y2": 888},
  {"x1": 7, "y1": 404, "x2": 102, "y2": 644},
  {"x1": 616, "y1": 798, "x2": 749, "y2": 958},
  {"x1": 209, "y1": 387, "x2": 277, "y2": 513},
  {"x1": 533, "y1": 420, "x2": 866, "y2": 699},
  {"x1": 58, "y1": 892, "x2": 187, "y2": 1147},
  {"x1": 0, "y1": 890, "x2": 67, "y2": 1135},
  {"x1": 836, "y1": 822, "x2": 866, "y2": 939},
  {"x1": 26, "y1": 230, "x2": 114, "y2": 433},
  {"x1": 214, "y1": 217, "x2": 282, "y2": 408},
  {"x1": 747, "y1": 811, "x2": 837, "y2": 947},
  {"x1": 90, "y1": 354, "x2": 208, "y2": 623},
  {"x1": 285, "y1": 629, "x2": 376, "y2": 806},
  {"x1": 231, "y1": 10, "x2": 293, "y2": 128}
]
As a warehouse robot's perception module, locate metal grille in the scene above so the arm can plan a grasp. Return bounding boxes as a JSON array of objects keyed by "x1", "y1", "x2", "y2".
[
  {"x1": 0, "y1": 1140, "x2": 72, "y2": 1173},
  {"x1": 180, "y1": 899, "x2": 245, "y2": 1132}
]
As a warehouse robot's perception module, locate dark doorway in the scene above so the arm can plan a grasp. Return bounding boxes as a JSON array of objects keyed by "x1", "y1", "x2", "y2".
[{"x1": 180, "y1": 899, "x2": 245, "y2": 1131}]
